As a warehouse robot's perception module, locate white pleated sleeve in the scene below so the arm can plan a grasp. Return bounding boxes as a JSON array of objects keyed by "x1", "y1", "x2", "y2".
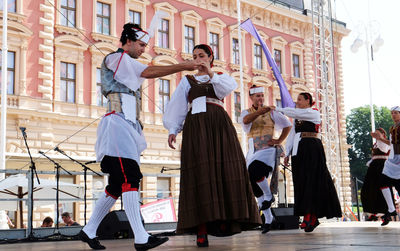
[
  {"x1": 162, "y1": 78, "x2": 191, "y2": 136},
  {"x1": 239, "y1": 110, "x2": 252, "y2": 134},
  {"x1": 275, "y1": 107, "x2": 321, "y2": 124},
  {"x1": 210, "y1": 73, "x2": 237, "y2": 100},
  {"x1": 105, "y1": 52, "x2": 147, "y2": 91},
  {"x1": 275, "y1": 107, "x2": 320, "y2": 157}
]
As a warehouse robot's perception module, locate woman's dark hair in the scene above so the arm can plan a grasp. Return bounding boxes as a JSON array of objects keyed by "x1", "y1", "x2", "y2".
[
  {"x1": 299, "y1": 92, "x2": 315, "y2": 106},
  {"x1": 120, "y1": 23, "x2": 143, "y2": 45},
  {"x1": 377, "y1": 127, "x2": 387, "y2": 138},
  {"x1": 193, "y1": 44, "x2": 214, "y2": 67}
]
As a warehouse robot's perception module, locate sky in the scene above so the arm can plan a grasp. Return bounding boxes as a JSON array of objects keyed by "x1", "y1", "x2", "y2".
[{"x1": 333, "y1": 0, "x2": 400, "y2": 114}]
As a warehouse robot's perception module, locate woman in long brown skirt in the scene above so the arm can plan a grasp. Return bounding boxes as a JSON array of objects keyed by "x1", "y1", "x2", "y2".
[{"x1": 163, "y1": 44, "x2": 261, "y2": 247}]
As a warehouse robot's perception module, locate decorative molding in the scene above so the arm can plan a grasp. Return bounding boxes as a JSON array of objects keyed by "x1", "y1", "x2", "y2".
[
  {"x1": 91, "y1": 32, "x2": 119, "y2": 45},
  {"x1": 37, "y1": 0, "x2": 55, "y2": 109},
  {"x1": 153, "y1": 46, "x2": 177, "y2": 57}
]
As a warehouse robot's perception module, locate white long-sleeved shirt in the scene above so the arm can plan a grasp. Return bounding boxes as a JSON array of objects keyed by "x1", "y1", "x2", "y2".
[
  {"x1": 95, "y1": 52, "x2": 148, "y2": 164},
  {"x1": 275, "y1": 107, "x2": 321, "y2": 156},
  {"x1": 239, "y1": 109, "x2": 292, "y2": 168},
  {"x1": 163, "y1": 73, "x2": 237, "y2": 135}
]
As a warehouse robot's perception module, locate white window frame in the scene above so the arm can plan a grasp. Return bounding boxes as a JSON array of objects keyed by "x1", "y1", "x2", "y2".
[
  {"x1": 180, "y1": 10, "x2": 202, "y2": 60},
  {"x1": 205, "y1": 17, "x2": 226, "y2": 67}
]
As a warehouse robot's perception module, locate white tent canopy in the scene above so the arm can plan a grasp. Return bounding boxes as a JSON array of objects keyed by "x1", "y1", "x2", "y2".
[{"x1": 0, "y1": 174, "x2": 83, "y2": 211}]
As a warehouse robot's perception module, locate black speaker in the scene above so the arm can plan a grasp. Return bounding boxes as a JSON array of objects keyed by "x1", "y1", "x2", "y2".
[
  {"x1": 97, "y1": 210, "x2": 134, "y2": 239},
  {"x1": 271, "y1": 207, "x2": 299, "y2": 230}
]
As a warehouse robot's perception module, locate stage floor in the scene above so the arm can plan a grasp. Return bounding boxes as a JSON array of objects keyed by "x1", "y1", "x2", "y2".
[{"x1": 1, "y1": 222, "x2": 400, "y2": 251}]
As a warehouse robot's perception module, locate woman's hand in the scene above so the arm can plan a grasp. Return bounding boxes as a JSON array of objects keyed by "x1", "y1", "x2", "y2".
[
  {"x1": 168, "y1": 134, "x2": 177, "y2": 149},
  {"x1": 181, "y1": 60, "x2": 201, "y2": 71},
  {"x1": 257, "y1": 106, "x2": 271, "y2": 115},
  {"x1": 284, "y1": 156, "x2": 290, "y2": 167},
  {"x1": 197, "y1": 61, "x2": 214, "y2": 78}
]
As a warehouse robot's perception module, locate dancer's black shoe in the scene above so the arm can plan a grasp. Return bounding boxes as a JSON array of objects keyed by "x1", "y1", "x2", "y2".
[
  {"x1": 261, "y1": 224, "x2": 271, "y2": 234},
  {"x1": 366, "y1": 215, "x2": 378, "y2": 221},
  {"x1": 79, "y1": 230, "x2": 106, "y2": 250},
  {"x1": 304, "y1": 219, "x2": 320, "y2": 233},
  {"x1": 196, "y1": 234, "x2": 209, "y2": 247},
  {"x1": 381, "y1": 211, "x2": 397, "y2": 226},
  {"x1": 134, "y1": 235, "x2": 169, "y2": 251}
]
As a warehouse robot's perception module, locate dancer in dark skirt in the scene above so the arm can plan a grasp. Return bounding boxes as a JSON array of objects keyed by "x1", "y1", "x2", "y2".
[
  {"x1": 374, "y1": 106, "x2": 400, "y2": 226},
  {"x1": 272, "y1": 92, "x2": 342, "y2": 232},
  {"x1": 361, "y1": 128, "x2": 391, "y2": 221},
  {"x1": 163, "y1": 44, "x2": 261, "y2": 247}
]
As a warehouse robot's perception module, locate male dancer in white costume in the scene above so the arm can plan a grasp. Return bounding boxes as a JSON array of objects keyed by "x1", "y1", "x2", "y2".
[
  {"x1": 239, "y1": 85, "x2": 292, "y2": 233},
  {"x1": 79, "y1": 23, "x2": 199, "y2": 250}
]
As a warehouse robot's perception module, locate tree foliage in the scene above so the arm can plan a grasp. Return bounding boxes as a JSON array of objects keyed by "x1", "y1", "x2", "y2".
[{"x1": 346, "y1": 105, "x2": 393, "y2": 181}]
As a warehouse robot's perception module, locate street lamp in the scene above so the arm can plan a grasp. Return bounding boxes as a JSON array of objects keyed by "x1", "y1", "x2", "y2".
[{"x1": 350, "y1": 21, "x2": 384, "y2": 137}]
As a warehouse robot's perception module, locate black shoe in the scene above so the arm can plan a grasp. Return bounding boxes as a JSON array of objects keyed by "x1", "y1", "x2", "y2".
[
  {"x1": 79, "y1": 230, "x2": 106, "y2": 250},
  {"x1": 381, "y1": 211, "x2": 397, "y2": 226},
  {"x1": 134, "y1": 236, "x2": 169, "y2": 251},
  {"x1": 260, "y1": 197, "x2": 275, "y2": 211},
  {"x1": 261, "y1": 224, "x2": 271, "y2": 234},
  {"x1": 366, "y1": 215, "x2": 378, "y2": 221},
  {"x1": 196, "y1": 234, "x2": 209, "y2": 247},
  {"x1": 304, "y1": 220, "x2": 320, "y2": 233}
]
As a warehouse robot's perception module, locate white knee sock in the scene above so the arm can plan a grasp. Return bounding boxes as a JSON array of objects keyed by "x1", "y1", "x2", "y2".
[
  {"x1": 257, "y1": 178, "x2": 272, "y2": 201},
  {"x1": 262, "y1": 208, "x2": 274, "y2": 224},
  {"x1": 122, "y1": 191, "x2": 149, "y2": 244},
  {"x1": 83, "y1": 192, "x2": 116, "y2": 239},
  {"x1": 381, "y1": 187, "x2": 396, "y2": 213}
]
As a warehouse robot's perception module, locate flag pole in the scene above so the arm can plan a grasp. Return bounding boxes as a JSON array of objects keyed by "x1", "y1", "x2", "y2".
[
  {"x1": 0, "y1": 0, "x2": 9, "y2": 231},
  {"x1": 237, "y1": 0, "x2": 247, "y2": 152},
  {"x1": 1, "y1": 0, "x2": 9, "y2": 179}
]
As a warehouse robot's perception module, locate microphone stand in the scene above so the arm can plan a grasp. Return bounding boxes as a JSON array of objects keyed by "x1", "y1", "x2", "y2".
[
  {"x1": 280, "y1": 163, "x2": 292, "y2": 208},
  {"x1": 39, "y1": 150, "x2": 72, "y2": 236},
  {"x1": 54, "y1": 147, "x2": 102, "y2": 225},
  {"x1": 20, "y1": 127, "x2": 40, "y2": 240}
]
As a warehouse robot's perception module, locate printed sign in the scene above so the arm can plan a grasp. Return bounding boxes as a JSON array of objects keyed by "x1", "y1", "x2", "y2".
[{"x1": 140, "y1": 198, "x2": 177, "y2": 223}]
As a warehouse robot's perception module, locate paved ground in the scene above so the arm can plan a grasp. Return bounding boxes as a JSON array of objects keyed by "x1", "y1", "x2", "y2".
[{"x1": 1, "y1": 222, "x2": 400, "y2": 251}]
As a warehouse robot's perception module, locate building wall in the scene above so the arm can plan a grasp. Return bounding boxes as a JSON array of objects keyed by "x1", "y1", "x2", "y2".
[{"x1": 0, "y1": 0, "x2": 351, "y2": 227}]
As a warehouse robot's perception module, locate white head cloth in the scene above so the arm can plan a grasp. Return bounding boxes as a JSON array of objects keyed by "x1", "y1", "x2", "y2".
[
  {"x1": 135, "y1": 30, "x2": 150, "y2": 44},
  {"x1": 391, "y1": 106, "x2": 400, "y2": 112},
  {"x1": 249, "y1": 87, "x2": 264, "y2": 95}
]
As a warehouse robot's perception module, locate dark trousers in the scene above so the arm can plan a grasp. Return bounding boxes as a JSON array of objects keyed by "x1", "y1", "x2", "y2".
[
  {"x1": 101, "y1": 155, "x2": 143, "y2": 199},
  {"x1": 248, "y1": 160, "x2": 272, "y2": 198}
]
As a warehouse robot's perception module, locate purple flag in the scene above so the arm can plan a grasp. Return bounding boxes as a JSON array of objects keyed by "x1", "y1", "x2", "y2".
[{"x1": 240, "y1": 19, "x2": 295, "y2": 108}]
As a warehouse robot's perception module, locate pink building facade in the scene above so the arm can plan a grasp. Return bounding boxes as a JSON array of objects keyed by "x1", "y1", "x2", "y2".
[{"x1": 1, "y1": 0, "x2": 351, "y2": 227}]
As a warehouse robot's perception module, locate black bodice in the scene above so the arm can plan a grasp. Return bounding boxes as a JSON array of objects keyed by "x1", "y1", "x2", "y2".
[{"x1": 294, "y1": 119, "x2": 319, "y2": 133}]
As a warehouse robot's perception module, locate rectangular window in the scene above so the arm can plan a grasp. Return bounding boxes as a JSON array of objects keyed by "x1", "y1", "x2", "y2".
[
  {"x1": 129, "y1": 10, "x2": 141, "y2": 26},
  {"x1": 158, "y1": 19, "x2": 169, "y2": 49},
  {"x1": 292, "y1": 54, "x2": 300, "y2": 78},
  {"x1": 60, "y1": 0, "x2": 76, "y2": 27},
  {"x1": 96, "y1": 2, "x2": 110, "y2": 35},
  {"x1": 96, "y1": 68, "x2": 107, "y2": 107},
  {"x1": 274, "y1": 49, "x2": 282, "y2": 73},
  {"x1": 184, "y1": 25, "x2": 195, "y2": 53},
  {"x1": 159, "y1": 79, "x2": 170, "y2": 113},
  {"x1": 232, "y1": 38, "x2": 240, "y2": 65},
  {"x1": 254, "y1": 44, "x2": 263, "y2": 69},
  {"x1": 0, "y1": 51, "x2": 15, "y2": 95},
  {"x1": 0, "y1": 0, "x2": 16, "y2": 12},
  {"x1": 209, "y1": 32, "x2": 219, "y2": 60},
  {"x1": 234, "y1": 92, "x2": 241, "y2": 123},
  {"x1": 60, "y1": 62, "x2": 76, "y2": 103},
  {"x1": 157, "y1": 178, "x2": 171, "y2": 199}
]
